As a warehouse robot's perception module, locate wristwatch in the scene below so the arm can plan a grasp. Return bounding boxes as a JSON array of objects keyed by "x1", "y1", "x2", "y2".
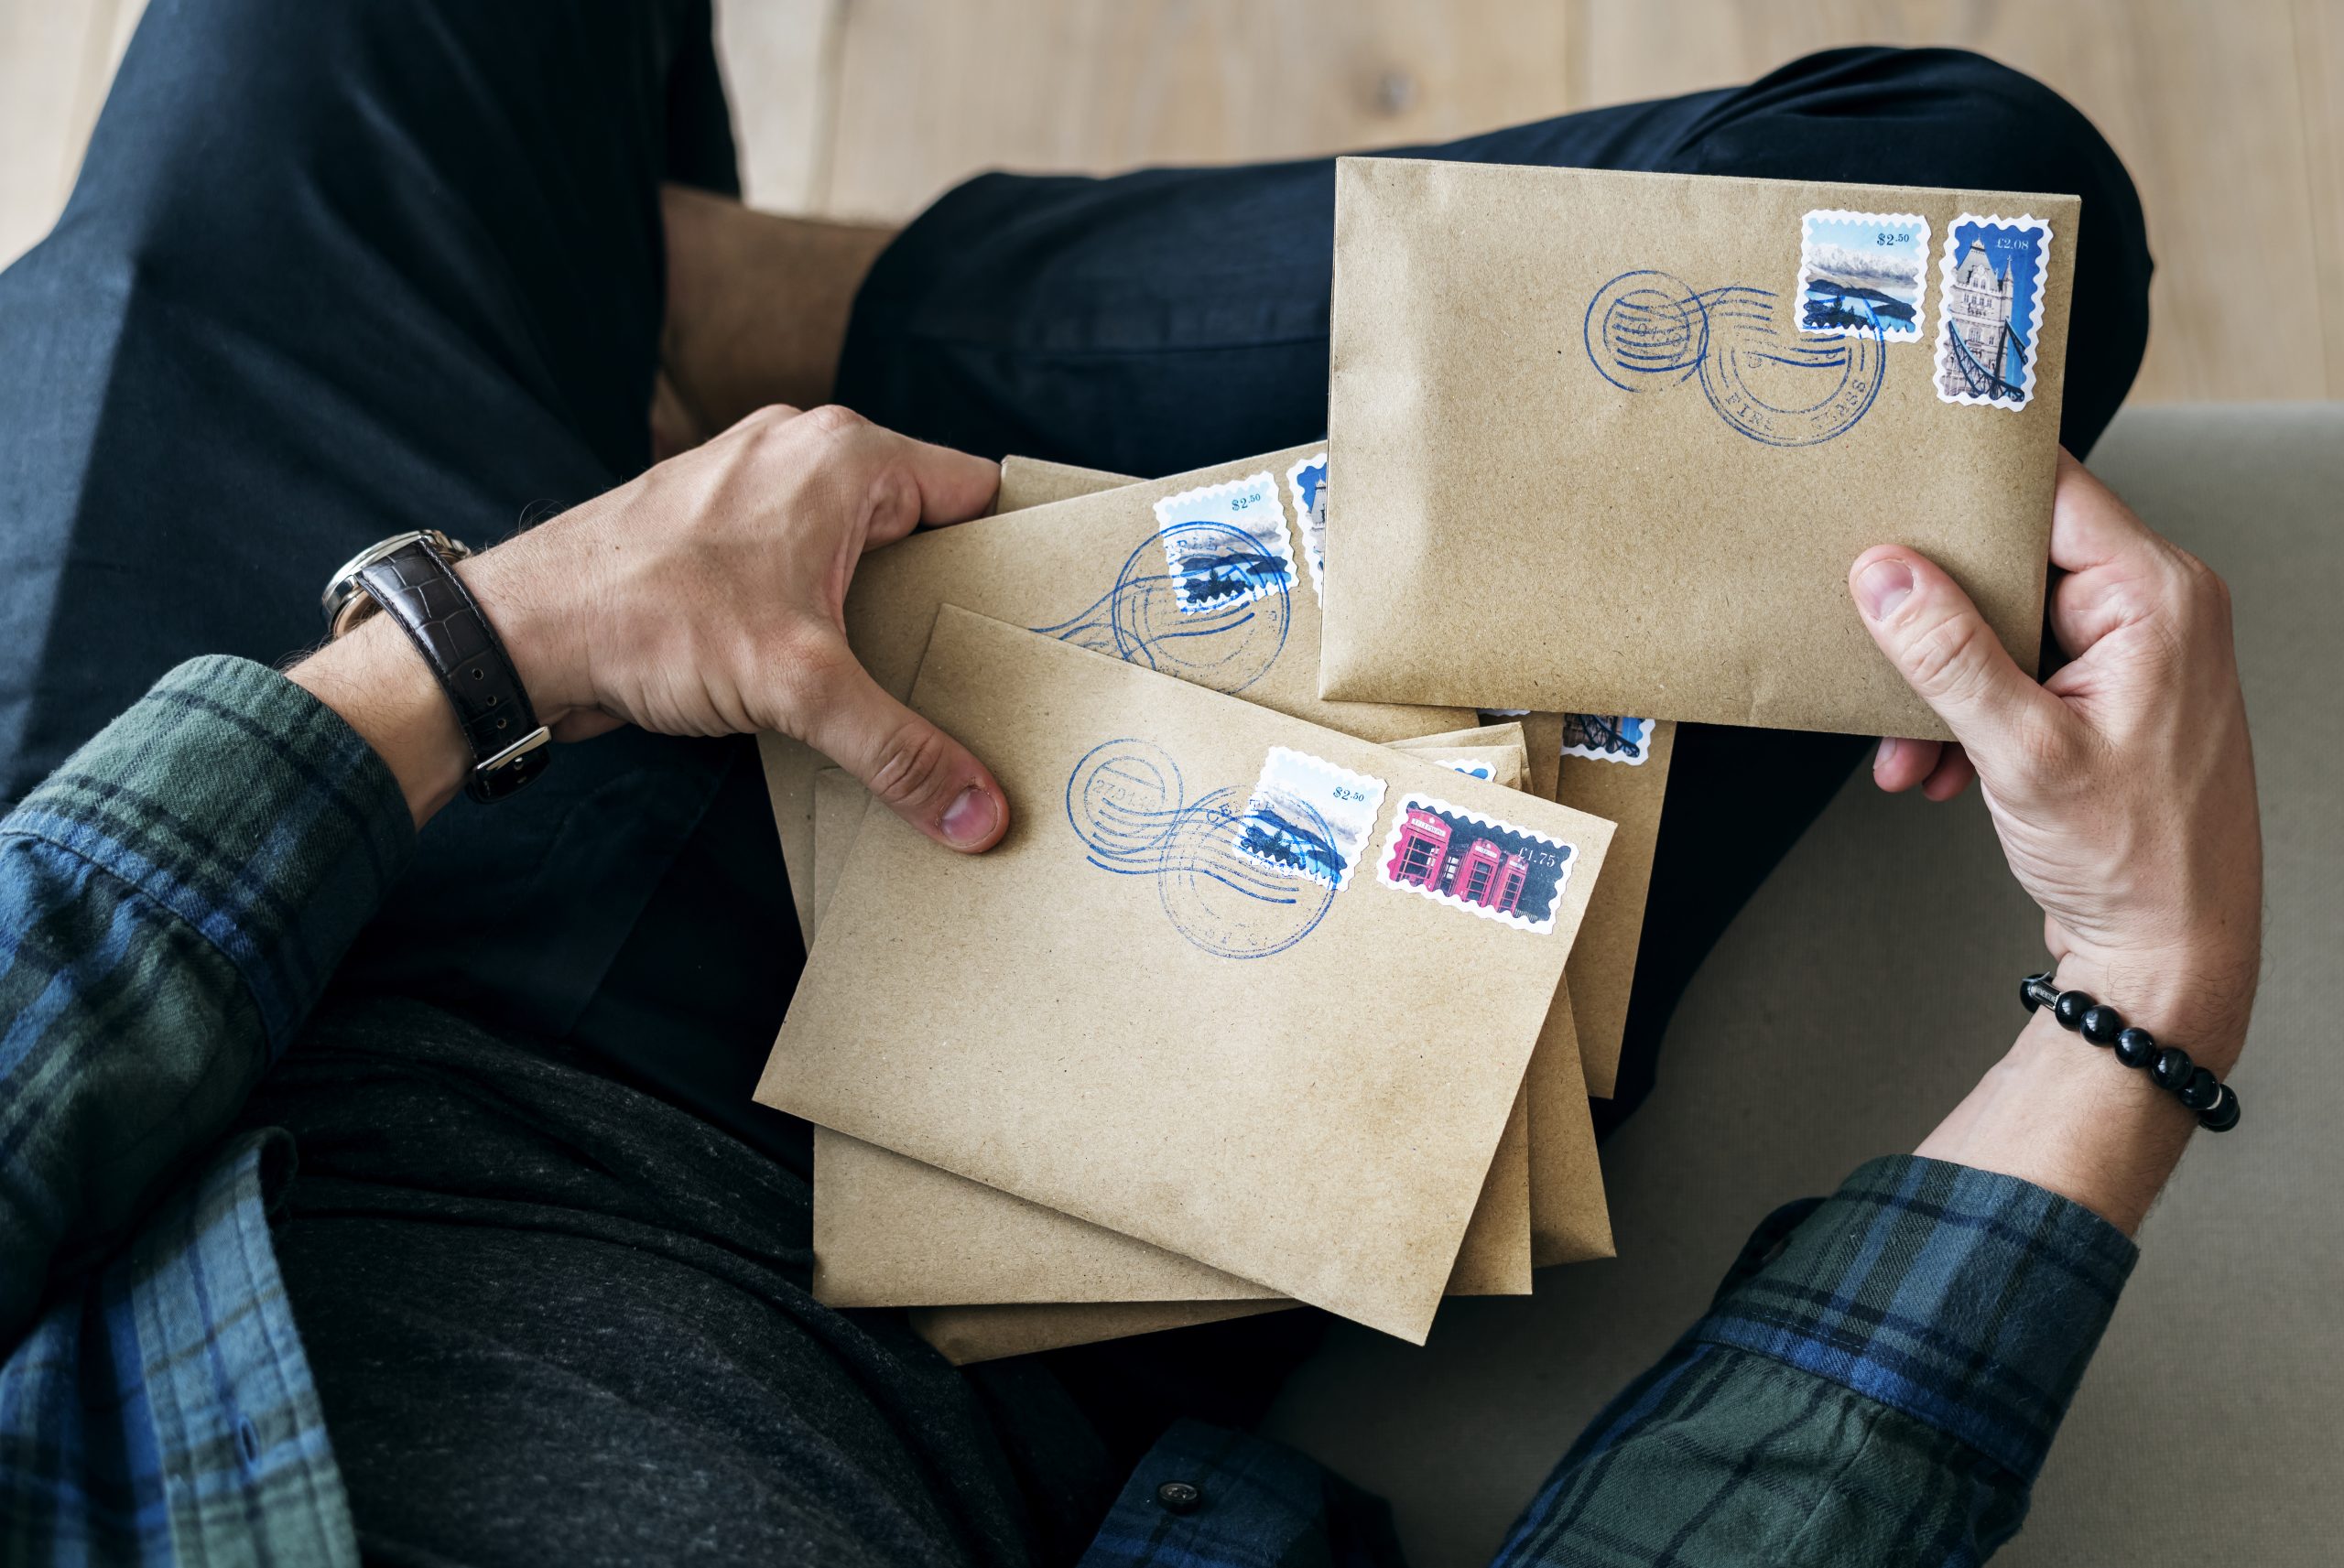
[{"x1": 320, "y1": 529, "x2": 552, "y2": 803}]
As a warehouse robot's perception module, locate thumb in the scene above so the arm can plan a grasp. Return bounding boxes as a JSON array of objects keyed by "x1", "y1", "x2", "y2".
[
  {"x1": 799, "y1": 657, "x2": 1009, "y2": 853},
  {"x1": 1849, "y1": 546, "x2": 2066, "y2": 774}
]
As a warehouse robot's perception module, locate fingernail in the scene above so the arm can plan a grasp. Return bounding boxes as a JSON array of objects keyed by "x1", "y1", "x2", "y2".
[
  {"x1": 1875, "y1": 737, "x2": 1898, "y2": 771},
  {"x1": 1856, "y1": 557, "x2": 1915, "y2": 622},
  {"x1": 939, "y1": 784, "x2": 998, "y2": 848}
]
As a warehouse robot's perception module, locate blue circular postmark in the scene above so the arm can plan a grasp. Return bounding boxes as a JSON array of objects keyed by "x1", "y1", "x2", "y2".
[
  {"x1": 1584, "y1": 270, "x2": 1709, "y2": 392},
  {"x1": 1696, "y1": 285, "x2": 1884, "y2": 448},
  {"x1": 1065, "y1": 740, "x2": 1332, "y2": 961},
  {"x1": 1582, "y1": 269, "x2": 1886, "y2": 447},
  {"x1": 1066, "y1": 739, "x2": 1187, "y2": 861},
  {"x1": 1152, "y1": 786, "x2": 1334, "y2": 961},
  {"x1": 1035, "y1": 524, "x2": 1290, "y2": 697}
]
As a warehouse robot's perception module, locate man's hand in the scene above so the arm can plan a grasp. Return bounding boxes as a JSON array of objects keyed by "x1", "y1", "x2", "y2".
[
  {"x1": 1850, "y1": 452, "x2": 2261, "y2": 1061},
  {"x1": 299, "y1": 405, "x2": 1010, "y2": 852},
  {"x1": 1849, "y1": 453, "x2": 2263, "y2": 1231}
]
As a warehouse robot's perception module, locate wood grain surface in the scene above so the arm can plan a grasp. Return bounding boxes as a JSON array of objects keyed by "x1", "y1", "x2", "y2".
[{"x1": 1, "y1": 0, "x2": 2333, "y2": 398}]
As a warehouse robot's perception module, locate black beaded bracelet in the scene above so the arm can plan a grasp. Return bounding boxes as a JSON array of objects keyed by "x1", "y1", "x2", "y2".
[{"x1": 2020, "y1": 972, "x2": 2241, "y2": 1132}]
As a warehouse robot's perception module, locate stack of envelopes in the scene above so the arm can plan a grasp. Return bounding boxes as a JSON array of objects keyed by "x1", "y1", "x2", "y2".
[{"x1": 754, "y1": 160, "x2": 2074, "y2": 1357}]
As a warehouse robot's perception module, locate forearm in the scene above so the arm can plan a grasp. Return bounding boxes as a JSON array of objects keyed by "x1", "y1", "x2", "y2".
[
  {"x1": 1918, "y1": 951, "x2": 2251, "y2": 1235},
  {"x1": 0, "y1": 659, "x2": 412, "y2": 1339}
]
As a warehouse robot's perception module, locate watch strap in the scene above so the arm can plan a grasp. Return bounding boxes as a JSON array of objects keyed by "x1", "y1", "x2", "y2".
[{"x1": 353, "y1": 537, "x2": 551, "y2": 803}]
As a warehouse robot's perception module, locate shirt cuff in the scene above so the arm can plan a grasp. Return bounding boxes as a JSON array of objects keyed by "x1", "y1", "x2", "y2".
[
  {"x1": 5, "y1": 655, "x2": 413, "y2": 1055},
  {"x1": 1690, "y1": 1154, "x2": 2139, "y2": 1484},
  {"x1": 1079, "y1": 1420, "x2": 1338, "y2": 1568}
]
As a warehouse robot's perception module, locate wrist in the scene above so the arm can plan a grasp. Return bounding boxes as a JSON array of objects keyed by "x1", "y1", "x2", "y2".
[
  {"x1": 1918, "y1": 1010, "x2": 2198, "y2": 1236},
  {"x1": 454, "y1": 534, "x2": 592, "y2": 729},
  {"x1": 2046, "y1": 946, "x2": 2254, "y2": 1077},
  {"x1": 289, "y1": 616, "x2": 471, "y2": 826}
]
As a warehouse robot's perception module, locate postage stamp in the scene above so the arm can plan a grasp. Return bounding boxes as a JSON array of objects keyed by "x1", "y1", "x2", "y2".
[
  {"x1": 1284, "y1": 452, "x2": 1329, "y2": 601},
  {"x1": 1559, "y1": 714, "x2": 1655, "y2": 765},
  {"x1": 1433, "y1": 758, "x2": 1496, "y2": 781},
  {"x1": 1932, "y1": 213, "x2": 2053, "y2": 411},
  {"x1": 1374, "y1": 795, "x2": 1577, "y2": 935},
  {"x1": 1796, "y1": 210, "x2": 1929, "y2": 342},
  {"x1": 1153, "y1": 470, "x2": 1297, "y2": 614},
  {"x1": 1231, "y1": 746, "x2": 1386, "y2": 891}
]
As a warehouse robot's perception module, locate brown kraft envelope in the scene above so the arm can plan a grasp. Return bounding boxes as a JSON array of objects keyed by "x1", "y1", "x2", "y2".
[
  {"x1": 888, "y1": 737, "x2": 1594, "y2": 1359},
  {"x1": 758, "y1": 607, "x2": 1613, "y2": 1343},
  {"x1": 1318, "y1": 159, "x2": 2075, "y2": 738},
  {"x1": 895, "y1": 752, "x2": 1617, "y2": 1365},
  {"x1": 801, "y1": 724, "x2": 1556, "y2": 1309},
  {"x1": 760, "y1": 444, "x2": 1474, "y2": 943},
  {"x1": 800, "y1": 744, "x2": 1553, "y2": 1313}
]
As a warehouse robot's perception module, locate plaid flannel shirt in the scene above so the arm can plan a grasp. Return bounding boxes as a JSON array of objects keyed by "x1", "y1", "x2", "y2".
[{"x1": 1, "y1": 659, "x2": 2137, "y2": 1566}]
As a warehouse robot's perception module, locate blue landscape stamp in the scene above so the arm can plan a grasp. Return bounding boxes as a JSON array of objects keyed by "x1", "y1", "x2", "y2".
[
  {"x1": 1153, "y1": 471, "x2": 1297, "y2": 614},
  {"x1": 1231, "y1": 746, "x2": 1386, "y2": 891},
  {"x1": 1559, "y1": 714, "x2": 1654, "y2": 765},
  {"x1": 1284, "y1": 452, "x2": 1329, "y2": 602},
  {"x1": 1375, "y1": 795, "x2": 1576, "y2": 935},
  {"x1": 1435, "y1": 758, "x2": 1495, "y2": 780},
  {"x1": 1065, "y1": 738, "x2": 1333, "y2": 959},
  {"x1": 1933, "y1": 212, "x2": 2053, "y2": 410},
  {"x1": 1583, "y1": 268, "x2": 1885, "y2": 448},
  {"x1": 1797, "y1": 210, "x2": 1929, "y2": 341}
]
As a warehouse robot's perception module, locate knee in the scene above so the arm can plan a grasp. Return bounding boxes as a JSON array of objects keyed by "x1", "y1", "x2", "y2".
[
  {"x1": 1886, "y1": 49, "x2": 2142, "y2": 240},
  {"x1": 1692, "y1": 46, "x2": 2148, "y2": 288}
]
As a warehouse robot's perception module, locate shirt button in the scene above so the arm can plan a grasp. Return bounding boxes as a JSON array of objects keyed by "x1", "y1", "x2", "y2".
[{"x1": 1155, "y1": 1479, "x2": 1204, "y2": 1515}]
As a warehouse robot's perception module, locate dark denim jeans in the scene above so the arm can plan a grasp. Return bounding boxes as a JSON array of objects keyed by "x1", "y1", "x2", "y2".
[{"x1": 0, "y1": 1, "x2": 2148, "y2": 1172}]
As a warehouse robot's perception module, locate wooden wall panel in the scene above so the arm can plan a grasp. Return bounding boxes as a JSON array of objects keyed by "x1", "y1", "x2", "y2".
[
  {"x1": 0, "y1": 0, "x2": 141, "y2": 266},
  {"x1": 0, "y1": 0, "x2": 2333, "y2": 403},
  {"x1": 717, "y1": 0, "x2": 844, "y2": 212},
  {"x1": 1569, "y1": 0, "x2": 2330, "y2": 402},
  {"x1": 2296, "y1": 0, "x2": 2344, "y2": 396},
  {"x1": 819, "y1": 0, "x2": 1572, "y2": 221}
]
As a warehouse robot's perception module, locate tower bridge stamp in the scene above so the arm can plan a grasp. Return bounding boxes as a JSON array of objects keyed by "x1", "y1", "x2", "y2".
[
  {"x1": 1559, "y1": 714, "x2": 1655, "y2": 765},
  {"x1": 1932, "y1": 213, "x2": 2053, "y2": 411}
]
